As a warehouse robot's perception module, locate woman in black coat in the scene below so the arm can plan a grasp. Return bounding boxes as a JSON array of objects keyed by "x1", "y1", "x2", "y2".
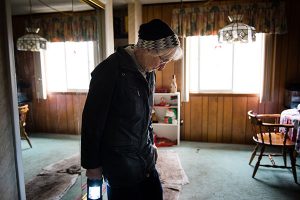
[{"x1": 81, "y1": 19, "x2": 182, "y2": 200}]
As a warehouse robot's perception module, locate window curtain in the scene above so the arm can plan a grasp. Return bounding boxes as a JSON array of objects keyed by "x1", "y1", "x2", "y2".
[
  {"x1": 172, "y1": 1, "x2": 287, "y2": 102},
  {"x1": 171, "y1": 1, "x2": 287, "y2": 37},
  {"x1": 30, "y1": 11, "x2": 98, "y2": 42},
  {"x1": 27, "y1": 11, "x2": 99, "y2": 99},
  {"x1": 260, "y1": 34, "x2": 276, "y2": 103},
  {"x1": 181, "y1": 37, "x2": 189, "y2": 102}
]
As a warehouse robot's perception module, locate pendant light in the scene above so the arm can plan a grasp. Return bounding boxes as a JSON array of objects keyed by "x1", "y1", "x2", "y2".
[
  {"x1": 17, "y1": 0, "x2": 47, "y2": 51},
  {"x1": 218, "y1": 14, "x2": 256, "y2": 43}
]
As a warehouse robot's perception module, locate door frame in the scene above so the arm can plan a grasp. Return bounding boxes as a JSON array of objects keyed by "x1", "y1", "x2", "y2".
[{"x1": 3, "y1": 0, "x2": 26, "y2": 199}]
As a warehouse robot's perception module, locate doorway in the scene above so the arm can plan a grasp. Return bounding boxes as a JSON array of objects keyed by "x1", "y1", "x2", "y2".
[{"x1": 9, "y1": 0, "x2": 105, "y2": 199}]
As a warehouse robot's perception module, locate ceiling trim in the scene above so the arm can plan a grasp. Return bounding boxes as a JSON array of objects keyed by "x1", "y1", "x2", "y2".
[{"x1": 81, "y1": 0, "x2": 105, "y2": 9}]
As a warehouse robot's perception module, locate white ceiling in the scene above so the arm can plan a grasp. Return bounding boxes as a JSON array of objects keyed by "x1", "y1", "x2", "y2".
[{"x1": 11, "y1": 0, "x2": 203, "y2": 15}]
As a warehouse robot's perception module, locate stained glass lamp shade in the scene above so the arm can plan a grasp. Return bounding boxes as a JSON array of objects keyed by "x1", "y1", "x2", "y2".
[
  {"x1": 218, "y1": 15, "x2": 256, "y2": 43},
  {"x1": 17, "y1": 27, "x2": 47, "y2": 51}
]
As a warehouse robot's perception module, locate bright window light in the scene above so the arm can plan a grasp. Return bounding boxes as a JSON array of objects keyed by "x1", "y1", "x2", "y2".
[
  {"x1": 187, "y1": 34, "x2": 265, "y2": 93},
  {"x1": 43, "y1": 41, "x2": 95, "y2": 92}
]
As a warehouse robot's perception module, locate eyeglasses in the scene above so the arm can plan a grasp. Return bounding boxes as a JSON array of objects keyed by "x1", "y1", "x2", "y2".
[{"x1": 158, "y1": 54, "x2": 172, "y2": 64}]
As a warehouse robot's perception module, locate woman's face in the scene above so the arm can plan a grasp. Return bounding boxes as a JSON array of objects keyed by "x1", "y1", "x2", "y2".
[
  {"x1": 135, "y1": 48, "x2": 175, "y2": 72},
  {"x1": 143, "y1": 52, "x2": 162, "y2": 72}
]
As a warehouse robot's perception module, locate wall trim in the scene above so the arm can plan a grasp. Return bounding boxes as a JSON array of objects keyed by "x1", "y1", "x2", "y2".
[{"x1": 4, "y1": 0, "x2": 26, "y2": 199}]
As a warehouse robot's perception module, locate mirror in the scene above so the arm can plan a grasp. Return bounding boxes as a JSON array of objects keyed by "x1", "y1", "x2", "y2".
[{"x1": 11, "y1": 0, "x2": 105, "y2": 199}]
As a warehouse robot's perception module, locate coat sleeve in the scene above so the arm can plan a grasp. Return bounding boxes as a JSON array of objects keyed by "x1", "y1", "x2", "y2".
[{"x1": 81, "y1": 57, "x2": 118, "y2": 169}]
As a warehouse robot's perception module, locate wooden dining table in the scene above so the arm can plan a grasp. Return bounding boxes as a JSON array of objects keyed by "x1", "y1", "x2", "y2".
[{"x1": 280, "y1": 108, "x2": 300, "y2": 153}]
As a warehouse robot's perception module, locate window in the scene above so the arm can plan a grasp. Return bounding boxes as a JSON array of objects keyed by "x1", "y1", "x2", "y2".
[
  {"x1": 186, "y1": 34, "x2": 265, "y2": 93},
  {"x1": 41, "y1": 41, "x2": 96, "y2": 92}
]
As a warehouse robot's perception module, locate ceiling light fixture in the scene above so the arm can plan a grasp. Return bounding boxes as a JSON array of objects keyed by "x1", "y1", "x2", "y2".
[
  {"x1": 218, "y1": 14, "x2": 256, "y2": 43},
  {"x1": 17, "y1": 0, "x2": 47, "y2": 52}
]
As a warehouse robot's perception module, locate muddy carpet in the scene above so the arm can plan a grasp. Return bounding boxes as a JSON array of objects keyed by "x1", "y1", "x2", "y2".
[
  {"x1": 25, "y1": 154, "x2": 81, "y2": 200},
  {"x1": 26, "y1": 151, "x2": 188, "y2": 200},
  {"x1": 157, "y1": 150, "x2": 189, "y2": 200}
]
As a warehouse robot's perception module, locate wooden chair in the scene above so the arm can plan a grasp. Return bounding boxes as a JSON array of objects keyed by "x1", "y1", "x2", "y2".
[
  {"x1": 247, "y1": 110, "x2": 297, "y2": 183},
  {"x1": 18, "y1": 104, "x2": 32, "y2": 148}
]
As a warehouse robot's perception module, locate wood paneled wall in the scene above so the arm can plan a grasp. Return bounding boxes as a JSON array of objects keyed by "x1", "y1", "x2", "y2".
[
  {"x1": 29, "y1": 93, "x2": 86, "y2": 135},
  {"x1": 142, "y1": 0, "x2": 300, "y2": 144}
]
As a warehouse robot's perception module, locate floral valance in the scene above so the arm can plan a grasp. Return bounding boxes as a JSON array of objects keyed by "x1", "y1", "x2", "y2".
[
  {"x1": 29, "y1": 11, "x2": 98, "y2": 42},
  {"x1": 171, "y1": 1, "x2": 287, "y2": 37}
]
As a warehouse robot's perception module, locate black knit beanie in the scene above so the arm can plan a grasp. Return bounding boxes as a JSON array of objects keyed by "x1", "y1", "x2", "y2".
[{"x1": 136, "y1": 19, "x2": 180, "y2": 50}]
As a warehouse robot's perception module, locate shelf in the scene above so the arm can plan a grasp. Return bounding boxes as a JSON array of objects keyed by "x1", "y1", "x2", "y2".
[
  {"x1": 153, "y1": 92, "x2": 180, "y2": 145},
  {"x1": 154, "y1": 92, "x2": 179, "y2": 96},
  {"x1": 152, "y1": 122, "x2": 178, "y2": 126},
  {"x1": 153, "y1": 105, "x2": 178, "y2": 108}
]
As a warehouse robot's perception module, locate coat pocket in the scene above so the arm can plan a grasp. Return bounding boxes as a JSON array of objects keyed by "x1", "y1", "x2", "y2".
[{"x1": 103, "y1": 146, "x2": 145, "y2": 187}]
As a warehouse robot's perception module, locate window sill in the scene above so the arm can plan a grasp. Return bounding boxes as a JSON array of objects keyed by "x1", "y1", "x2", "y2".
[
  {"x1": 189, "y1": 92, "x2": 259, "y2": 97},
  {"x1": 48, "y1": 91, "x2": 88, "y2": 95}
]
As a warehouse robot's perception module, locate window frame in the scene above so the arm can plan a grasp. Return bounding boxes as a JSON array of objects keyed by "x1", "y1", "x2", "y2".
[
  {"x1": 186, "y1": 34, "x2": 265, "y2": 94},
  {"x1": 40, "y1": 41, "x2": 99, "y2": 94}
]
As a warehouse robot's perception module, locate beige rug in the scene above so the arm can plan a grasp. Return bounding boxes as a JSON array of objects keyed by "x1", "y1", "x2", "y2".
[
  {"x1": 26, "y1": 151, "x2": 188, "y2": 200},
  {"x1": 25, "y1": 154, "x2": 81, "y2": 200},
  {"x1": 157, "y1": 150, "x2": 189, "y2": 200}
]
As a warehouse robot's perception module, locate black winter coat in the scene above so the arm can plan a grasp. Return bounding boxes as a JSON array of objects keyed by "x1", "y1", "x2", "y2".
[{"x1": 81, "y1": 47, "x2": 156, "y2": 187}]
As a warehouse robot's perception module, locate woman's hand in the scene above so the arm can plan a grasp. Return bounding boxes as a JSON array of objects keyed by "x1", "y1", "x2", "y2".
[{"x1": 86, "y1": 167, "x2": 103, "y2": 180}]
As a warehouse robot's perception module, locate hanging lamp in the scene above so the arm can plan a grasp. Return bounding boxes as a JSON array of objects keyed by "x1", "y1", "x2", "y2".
[
  {"x1": 17, "y1": 0, "x2": 47, "y2": 51},
  {"x1": 218, "y1": 14, "x2": 256, "y2": 43}
]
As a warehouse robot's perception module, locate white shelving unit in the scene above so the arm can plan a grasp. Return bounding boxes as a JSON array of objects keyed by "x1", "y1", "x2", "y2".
[{"x1": 152, "y1": 92, "x2": 180, "y2": 145}]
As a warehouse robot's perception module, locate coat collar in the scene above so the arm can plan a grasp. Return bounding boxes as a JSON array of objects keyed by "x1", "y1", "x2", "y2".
[{"x1": 116, "y1": 45, "x2": 140, "y2": 72}]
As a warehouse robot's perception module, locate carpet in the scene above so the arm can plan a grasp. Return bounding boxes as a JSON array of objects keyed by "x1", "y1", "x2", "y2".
[
  {"x1": 157, "y1": 150, "x2": 189, "y2": 200},
  {"x1": 26, "y1": 151, "x2": 188, "y2": 200},
  {"x1": 25, "y1": 154, "x2": 81, "y2": 200}
]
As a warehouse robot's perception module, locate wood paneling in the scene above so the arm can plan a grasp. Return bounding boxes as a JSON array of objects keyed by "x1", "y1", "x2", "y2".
[
  {"x1": 183, "y1": 100, "x2": 191, "y2": 140},
  {"x1": 201, "y1": 96, "x2": 209, "y2": 142},
  {"x1": 190, "y1": 96, "x2": 202, "y2": 141},
  {"x1": 29, "y1": 93, "x2": 87, "y2": 135},
  {"x1": 222, "y1": 96, "x2": 233, "y2": 143},
  {"x1": 216, "y1": 96, "x2": 224, "y2": 143},
  {"x1": 208, "y1": 96, "x2": 218, "y2": 142},
  {"x1": 232, "y1": 97, "x2": 247, "y2": 143}
]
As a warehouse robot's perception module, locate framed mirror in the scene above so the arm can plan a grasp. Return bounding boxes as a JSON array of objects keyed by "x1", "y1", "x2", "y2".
[{"x1": 9, "y1": 0, "x2": 105, "y2": 199}]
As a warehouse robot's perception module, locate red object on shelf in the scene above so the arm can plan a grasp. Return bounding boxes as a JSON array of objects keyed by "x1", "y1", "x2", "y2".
[
  {"x1": 154, "y1": 133, "x2": 176, "y2": 147},
  {"x1": 154, "y1": 97, "x2": 170, "y2": 106}
]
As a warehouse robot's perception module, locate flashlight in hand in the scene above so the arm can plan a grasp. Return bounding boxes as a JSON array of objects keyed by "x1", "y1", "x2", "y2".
[{"x1": 87, "y1": 178, "x2": 103, "y2": 200}]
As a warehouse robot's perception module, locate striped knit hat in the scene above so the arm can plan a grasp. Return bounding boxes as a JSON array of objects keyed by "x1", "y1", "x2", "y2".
[{"x1": 136, "y1": 19, "x2": 180, "y2": 50}]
